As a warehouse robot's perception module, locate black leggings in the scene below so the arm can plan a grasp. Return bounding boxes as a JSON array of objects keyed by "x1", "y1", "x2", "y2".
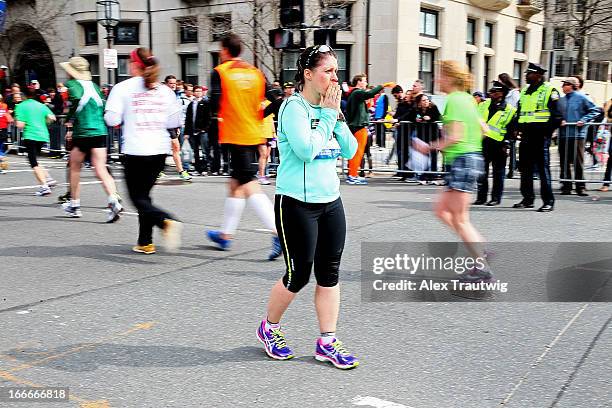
[
  {"x1": 275, "y1": 195, "x2": 346, "y2": 293},
  {"x1": 123, "y1": 154, "x2": 174, "y2": 246},
  {"x1": 24, "y1": 139, "x2": 45, "y2": 168}
]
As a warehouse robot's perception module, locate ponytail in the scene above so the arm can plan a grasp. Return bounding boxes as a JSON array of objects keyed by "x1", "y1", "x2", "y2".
[{"x1": 132, "y1": 47, "x2": 159, "y2": 89}]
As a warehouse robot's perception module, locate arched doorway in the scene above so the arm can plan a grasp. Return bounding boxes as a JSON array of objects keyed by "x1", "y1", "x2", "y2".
[{"x1": 14, "y1": 38, "x2": 56, "y2": 89}]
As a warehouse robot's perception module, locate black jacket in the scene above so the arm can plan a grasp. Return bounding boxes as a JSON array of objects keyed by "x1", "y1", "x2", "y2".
[{"x1": 185, "y1": 98, "x2": 211, "y2": 135}]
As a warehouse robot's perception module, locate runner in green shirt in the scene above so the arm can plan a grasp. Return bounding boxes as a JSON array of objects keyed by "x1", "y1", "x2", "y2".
[
  {"x1": 14, "y1": 87, "x2": 57, "y2": 196},
  {"x1": 414, "y1": 60, "x2": 493, "y2": 291},
  {"x1": 59, "y1": 56, "x2": 122, "y2": 221}
]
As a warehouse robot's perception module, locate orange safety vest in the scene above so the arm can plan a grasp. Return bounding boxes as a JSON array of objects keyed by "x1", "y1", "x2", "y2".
[{"x1": 215, "y1": 59, "x2": 266, "y2": 146}]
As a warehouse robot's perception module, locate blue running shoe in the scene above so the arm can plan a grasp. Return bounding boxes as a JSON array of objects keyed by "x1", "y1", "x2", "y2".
[
  {"x1": 314, "y1": 338, "x2": 359, "y2": 369},
  {"x1": 457, "y1": 266, "x2": 495, "y2": 283},
  {"x1": 256, "y1": 320, "x2": 294, "y2": 360},
  {"x1": 268, "y1": 236, "x2": 282, "y2": 261},
  {"x1": 207, "y1": 230, "x2": 231, "y2": 250}
]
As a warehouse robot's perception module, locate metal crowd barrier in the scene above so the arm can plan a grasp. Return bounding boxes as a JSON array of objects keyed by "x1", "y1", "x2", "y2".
[
  {"x1": 3, "y1": 116, "x2": 609, "y2": 188},
  {"x1": 341, "y1": 120, "x2": 446, "y2": 179},
  {"x1": 552, "y1": 122, "x2": 610, "y2": 186},
  {"x1": 3, "y1": 115, "x2": 123, "y2": 161}
]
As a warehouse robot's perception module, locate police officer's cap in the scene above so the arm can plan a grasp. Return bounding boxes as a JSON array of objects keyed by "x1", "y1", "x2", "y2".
[
  {"x1": 525, "y1": 62, "x2": 547, "y2": 74},
  {"x1": 488, "y1": 80, "x2": 509, "y2": 94}
]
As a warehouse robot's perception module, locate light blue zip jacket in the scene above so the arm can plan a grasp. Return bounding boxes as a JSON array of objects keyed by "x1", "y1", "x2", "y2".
[
  {"x1": 275, "y1": 93, "x2": 358, "y2": 203},
  {"x1": 558, "y1": 91, "x2": 600, "y2": 139}
]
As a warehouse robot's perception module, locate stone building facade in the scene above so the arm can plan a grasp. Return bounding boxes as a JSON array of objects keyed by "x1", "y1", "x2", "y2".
[{"x1": 1, "y1": 0, "x2": 547, "y2": 95}]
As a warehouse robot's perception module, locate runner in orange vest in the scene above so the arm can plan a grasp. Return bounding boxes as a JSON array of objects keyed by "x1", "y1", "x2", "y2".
[{"x1": 206, "y1": 33, "x2": 282, "y2": 260}]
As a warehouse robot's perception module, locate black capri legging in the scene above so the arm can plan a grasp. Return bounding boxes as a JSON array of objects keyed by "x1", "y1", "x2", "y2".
[
  {"x1": 275, "y1": 194, "x2": 346, "y2": 293},
  {"x1": 23, "y1": 139, "x2": 46, "y2": 168}
]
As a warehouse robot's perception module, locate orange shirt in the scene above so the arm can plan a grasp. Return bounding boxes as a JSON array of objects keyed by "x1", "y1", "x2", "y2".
[{"x1": 215, "y1": 59, "x2": 266, "y2": 146}]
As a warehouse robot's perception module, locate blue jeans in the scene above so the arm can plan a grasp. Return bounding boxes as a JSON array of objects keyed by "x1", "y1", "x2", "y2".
[
  {"x1": 189, "y1": 131, "x2": 209, "y2": 173},
  {"x1": 0, "y1": 128, "x2": 7, "y2": 157}
]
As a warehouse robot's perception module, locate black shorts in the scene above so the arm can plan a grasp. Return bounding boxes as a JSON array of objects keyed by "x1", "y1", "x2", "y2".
[
  {"x1": 23, "y1": 139, "x2": 45, "y2": 168},
  {"x1": 275, "y1": 195, "x2": 346, "y2": 293},
  {"x1": 73, "y1": 136, "x2": 106, "y2": 153},
  {"x1": 227, "y1": 144, "x2": 258, "y2": 185}
]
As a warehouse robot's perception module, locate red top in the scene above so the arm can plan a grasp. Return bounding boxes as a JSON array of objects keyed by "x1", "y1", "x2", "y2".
[{"x1": 0, "y1": 103, "x2": 11, "y2": 128}]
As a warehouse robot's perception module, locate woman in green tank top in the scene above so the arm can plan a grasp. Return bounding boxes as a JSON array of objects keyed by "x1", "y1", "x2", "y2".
[{"x1": 415, "y1": 60, "x2": 494, "y2": 287}]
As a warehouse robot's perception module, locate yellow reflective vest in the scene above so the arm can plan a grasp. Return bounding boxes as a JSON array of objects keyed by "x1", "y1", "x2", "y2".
[
  {"x1": 477, "y1": 100, "x2": 516, "y2": 141},
  {"x1": 518, "y1": 82, "x2": 554, "y2": 124}
]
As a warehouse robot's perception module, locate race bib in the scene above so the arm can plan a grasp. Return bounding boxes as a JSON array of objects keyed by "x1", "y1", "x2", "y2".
[{"x1": 311, "y1": 118, "x2": 341, "y2": 160}]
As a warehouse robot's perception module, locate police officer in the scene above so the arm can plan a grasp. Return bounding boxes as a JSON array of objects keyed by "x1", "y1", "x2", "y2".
[
  {"x1": 474, "y1": 81, "x2": 517, "y2": 206},
  {"x1": 512, "y1": 62, "x2": 562, "y2": 212}
]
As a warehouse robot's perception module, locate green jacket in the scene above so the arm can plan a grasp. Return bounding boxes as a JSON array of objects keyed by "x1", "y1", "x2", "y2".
[
  {"x1": 345, "y1": 85, "x2": 383, "y2": 130},
  {"x1": 66, "y1": 79, "x2": 107, "y2": 138}
]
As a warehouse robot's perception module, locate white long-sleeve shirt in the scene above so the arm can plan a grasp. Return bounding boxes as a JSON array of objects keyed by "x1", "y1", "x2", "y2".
[{"x1": 104, "y1": 76, "x2": 181, "y2": 156}]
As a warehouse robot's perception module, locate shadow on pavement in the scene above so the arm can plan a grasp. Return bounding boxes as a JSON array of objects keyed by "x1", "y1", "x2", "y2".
[{"x1": 3, "y1": 344, "x2": 265, "y2": 372}]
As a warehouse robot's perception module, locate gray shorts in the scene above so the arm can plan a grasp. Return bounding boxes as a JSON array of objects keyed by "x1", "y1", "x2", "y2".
[{"x1": 445, "y1": 153, "x2": 484, "y2": 193}]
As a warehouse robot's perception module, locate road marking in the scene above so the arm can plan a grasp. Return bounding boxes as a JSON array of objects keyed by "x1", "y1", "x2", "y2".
[
  {"x1": 0, "y1": 369, "x2": 111, "y2": 407},
  {"x1": 0, "y1": 180, "x2": 127, "y2": 191},
  {"x1": 0, "y1": 323, "x2": 156, "y2": 405},
  {"x1": 352, "y1": 396, "x2": 411, "y2": 408},
  {"x1": 8, "y1": 321, "x2": 157, "y2": 373},
  {"x1": 498, "y1": 304, "x2": 589, "y2": 406}
]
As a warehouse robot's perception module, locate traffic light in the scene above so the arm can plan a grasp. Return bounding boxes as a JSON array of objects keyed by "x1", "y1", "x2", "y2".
[
  {"x1": 280, "y1": 0, "x2": 304, "y2": 28},
  {"x1": 269, "y1": 28, "x2": 294, "y2": 49},
  {"x1": 313, "y1": 29, "x2": 337, "y2": 47}
]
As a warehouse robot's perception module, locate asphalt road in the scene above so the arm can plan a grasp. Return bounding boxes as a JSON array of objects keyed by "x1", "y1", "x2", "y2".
[{"x1": 0, "y1": 157, "x2": 611, "y2": 408}]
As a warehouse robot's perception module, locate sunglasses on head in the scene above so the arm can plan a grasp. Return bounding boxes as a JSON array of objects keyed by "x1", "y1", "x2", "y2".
[{"x1": 303, "y1": 44, "x2": 334, "y2": 69}]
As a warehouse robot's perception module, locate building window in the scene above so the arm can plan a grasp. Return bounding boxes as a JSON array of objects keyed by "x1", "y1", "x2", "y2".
[
  {"x1": 115, "y1": 22, "x2": 139, "y2": 45},
  {"x1": 555, "y1": 0, "x2": 568, "y2": 12},
  {"x1": 334, "y1": 46, "x2": 350, "y2": 84},
  {"x1": 542, "y1": 28, "x2": 547, "y2": 50},
  {"x1": 575, "y1": 0, "x2": 586, "y2": 12},
  {"x1": 419, "y1": 9, "x2": 438, "y2": 38},
  {"x1": 83, "y1": 55, "x2": 100, "y2": 85},
  {"x1": 466, "y1": 18, "x2": 476, "y2": 45},
  {"x1": 321, "y1": 4, "x2": 351, "y2": 31},
  {"x1": 82, "y1": 22, "x2": 98, "y2": 46},
  {"x1": 553, "y1": 29, "x2": 565, "y2": 49},
  {"x1": 179, "y1": 18, "x2": 198, "y2": 44},
  {"x1": 419, "y1": 48, "x2": 435, "y2": 93},
  {"x1": 181, "y1": 54, "x2": 198, "y2": 85},
  {"x1": 466, "y1": 54, "x2": 474, "y2": 73},
  {"x1": 483, "y1": 23, "x2": 494, "y2": 48},
  {"x1": 117, "y1": 56, "x2": 130, "y2": 83},
  {"x1": 513, "y1": 61, "x2": 523, "y2": 86},
  {"x1": 281, "y1": 51, "x2": 299, "y2": 83},
  {"x1": 555, "y1": 55, "x2": 577, "y2": 77},
  {"x1": 515, "y1": 30, "x2": 526, "y2": 53},
  {"x1": 483, "y1": 56, "x2": 492, "y2": 91},
  {"x1": 211, "y1": 52, "x2": 220, "y2": 68},
  {"x1": 211, "y1": 14, "x2": 231, "y2": 42},
  {"x1": 574, "y1": 36, "x2": 583, "y2": 50}
]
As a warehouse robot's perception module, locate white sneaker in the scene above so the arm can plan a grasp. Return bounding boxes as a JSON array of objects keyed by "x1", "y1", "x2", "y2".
[
  {"x1": 35, "y1": 186, "x2": 52, "y2": 196},
  {"x1": 46, "y1": 179, "x2": 58, "y2": 188},
  {"x1": 258, "y1": 176, "x2": 271, "y2": 185},
  {"x1": 107, "y1": 200, "x2": 123, "y2": 223},
  {"x1": 61, "y1": 202, "x2": 82, "y2": 218},
  {"x1": 162, "y1": 219, "x2": 183, "y2": 252}
]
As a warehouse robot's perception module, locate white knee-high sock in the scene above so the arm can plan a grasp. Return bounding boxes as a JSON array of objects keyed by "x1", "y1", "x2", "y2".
[
  {"x1": 221, "y1": 197, "x2": 246, "y2": 235},
  {"x1": 248, "y1": 193, "x2": 276, "y2": 232}
]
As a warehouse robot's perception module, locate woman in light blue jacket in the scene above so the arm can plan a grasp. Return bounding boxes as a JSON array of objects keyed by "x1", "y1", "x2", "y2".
[{"x1": 256, "y1": 45, "x2": 359, "y2": 369}]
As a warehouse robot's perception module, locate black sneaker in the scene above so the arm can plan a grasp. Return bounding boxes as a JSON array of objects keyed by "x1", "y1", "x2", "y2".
[
  {"x1": 57, "y1": 192, "x2": 71, "y2": 204},
  {"x1": 512, "y1": 201, "x2": 534, "y2": 209}
]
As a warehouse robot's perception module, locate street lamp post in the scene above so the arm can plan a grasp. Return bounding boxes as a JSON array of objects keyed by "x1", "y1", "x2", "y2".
[{"x1": 96, "y1": 0, "x2": 120, "y2": 85}]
